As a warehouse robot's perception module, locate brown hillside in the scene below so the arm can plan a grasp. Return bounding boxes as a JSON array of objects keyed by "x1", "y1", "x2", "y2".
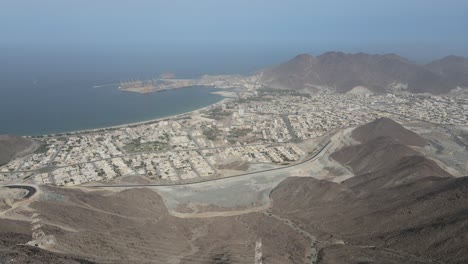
[
  {"x1": 0, "y1": 135, "x2": 39, "y2": 166},
  {"x1": 0, "y1": 186, "x2": 309, "y2": 264},
  {"x1": 269, "y1": 116, "x2": 463, "y2": 263},
  {"x1": 351, "y1": 117, "x2": 428, "y2": 147},
  {"x1": 426, "y1": 55, "x2": 468, "y2": 88},
  {"x1": 331, "y1": 136, "x2": 420, "y2": 175},
  {"x1": 343, "y1": 155, "x2": 452, "y2": 193},
  {"x1": 271, "y1": 176, "x2": 468, "y2": 264},
  {"x1": 259, "y1": 52, "x2": 458, "y2": 94}
]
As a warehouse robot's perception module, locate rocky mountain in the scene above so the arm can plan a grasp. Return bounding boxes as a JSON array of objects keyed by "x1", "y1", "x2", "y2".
[
  {"x1": 351, "y1": 117, "x2": 428, "y2": 147},
  {"x1": 334, "y1": 118, "x2": 447, "y2": 189},
  {"x1": 426, "y1": 55, "x2": 468, "y2": 88},
  {"x1": 271, "y1": 175, "x2": 468, "y2": 264},
  {"x1": 0, "y1": 135, "x2": 39, "y2": 166},
  {"x1": 270, "y1": 118, "x2": 465, "y2": 263},
  {"x1": 259, "y1": 52, "x2": 468, "y2": 94},
  {"x1": 0, "y1": 186, "x2": 309, "y2": 264},
  {"x1": 331, "y1": 136, "x2": 421, "y2": 175}
]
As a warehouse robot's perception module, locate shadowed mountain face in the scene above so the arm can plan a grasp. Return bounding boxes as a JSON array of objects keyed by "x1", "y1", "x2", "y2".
[
  {"x1": 259, "y1": 52, "x2": 468, "y2": 94},
  {"x1": 351, "y1": 117, "x2": 428, "y2": 147},
  {"x1": 271, "y1": 118, "x2": 465, "y2": 263},
  {"x1": 0, "y1": 135, "x2": 39, "y2": 166},
  {"x1": 271, "y1": 176, "x2": 468, "y2": 264},
  {"x1": 331, "y1": 136, "x2": 421, "y2": 175},
  {"x1": 426, "y1": 55, "x2": 468, "y2": 88},
  {"x1": 335, "y1": 117, "x2": 450, "y2": 191},
  {"x1": 331, "y1": 135, "x2": 451, "y2": 193}
]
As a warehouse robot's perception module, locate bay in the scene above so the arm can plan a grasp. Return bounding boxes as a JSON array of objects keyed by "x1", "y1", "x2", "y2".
[{"x1": 0, "y1": 84, "x2": 223, "y2": 136}]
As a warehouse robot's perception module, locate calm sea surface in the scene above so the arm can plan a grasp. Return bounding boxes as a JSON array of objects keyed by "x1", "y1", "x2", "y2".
[
  {"x1": 0, "y1": 50, "x2": 268, "y2": 136},
  {"x1": 0, "y1": 84, "x2": 222, "y2": 136}
]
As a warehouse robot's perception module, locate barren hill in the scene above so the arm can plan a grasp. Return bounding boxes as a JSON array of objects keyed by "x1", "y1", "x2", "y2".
[
  {"x1": 0, "y1": 135, "x2": 39, "y2": 166},
  {"x1": 259, "y1": 52, "x2": 465, "y2": 94},
  {"x1": 331, "y1": 136, "x2": 421, "y2": 174},
  {"x1": 332, "y1": 136, "x2": 452, "y2": 192},
  {"x1": 426, "y1": 55, "x2": 468, "y2": 88},
  {"x1": 258, "y1": 53, "x2": 322, "y2": 91},
  {"x1": 270, "y1": 175, "x2": 468, "y2": 264},
  {"x1": 351, "y1": 117, "x2": 428, "y2": 147},
  {"x1": 344, "y1": 154, "x2": 452, "y2": 192},
  {"x1": 333, "y1": 119, "x2": 447, "y2": 190},
  {"x1": 0, "y1": 185, "x2": 309, "y2": 264},
  {"x1": 268, "y1": 118, "x2": 463, "y2": 263}
]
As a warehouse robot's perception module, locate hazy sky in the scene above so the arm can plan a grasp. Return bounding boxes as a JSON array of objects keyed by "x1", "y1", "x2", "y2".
[{"x1": 1, "y1": 0, "x2": 468, "y2": 63}]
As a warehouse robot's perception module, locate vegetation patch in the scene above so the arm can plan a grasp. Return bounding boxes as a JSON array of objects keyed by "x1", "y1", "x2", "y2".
[
  {"x1": 204, "y1": 108, "x2": 232, "y2": 120},
  {"x1": 34, "y1": 144, "x2": 49, "y2": 154},
  {"x1": 124, "y1": 138, "x2": 169, "y2": 153},
  {"x1": 228, "y1": 128, "x2": 252, "y2": 138},
  {"x1": 202, "y1": 126, "x2": 222, "y2": 141},
  {"x1": 258, "y1": 87, "x2": 311, "y2": 98}
]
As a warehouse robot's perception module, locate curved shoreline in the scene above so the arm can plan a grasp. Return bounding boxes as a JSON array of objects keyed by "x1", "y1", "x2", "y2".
[{"x1": 31, "y1": 94, "x2": 229, "y2": 138}]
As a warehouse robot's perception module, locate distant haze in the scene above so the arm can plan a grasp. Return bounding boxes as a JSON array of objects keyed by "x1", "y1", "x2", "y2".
[{"x1": 1, "y1": 0, "x2": 468, "y2": 76}]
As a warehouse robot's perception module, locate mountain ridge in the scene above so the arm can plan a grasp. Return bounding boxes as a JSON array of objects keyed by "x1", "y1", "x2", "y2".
[
  {"x1": 270, "y1": 117, "x2": 465, "y2": 263},
  {"x1": 258, "y1": 51, "x2": 468, "y2": 94},
  {"x1": 351, "y1": 117, "x2": 428, "y2": 147}
]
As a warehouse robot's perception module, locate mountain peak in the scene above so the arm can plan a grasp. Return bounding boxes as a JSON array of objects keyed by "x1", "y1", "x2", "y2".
[
  {"x1": 352, "y1": 117, "x2": 428, "y2": 147},
  {"x1": 318, "y1": 51, "x2": 347, "y2": 59},
  {"x1": 293, "y1": 53, "x2": 314, "y2": 60},
  {"x1": 383, "y1": 53, "x2": 414, "y2": 63},
  {"x1": 259, "y1": 51, "x2": 467, "y2": 94}
]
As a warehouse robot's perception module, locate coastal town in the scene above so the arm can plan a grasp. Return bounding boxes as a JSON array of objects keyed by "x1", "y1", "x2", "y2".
[{"x1": 0, "y1": 85, "x2": 467, "y2": 186}]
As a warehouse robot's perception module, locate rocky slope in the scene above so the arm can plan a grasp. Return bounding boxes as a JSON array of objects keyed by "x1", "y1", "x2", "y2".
[
  {"x1": 270, "y1": 118, "x2": 465, "y2": 263},
  {"x1": 0, "y1": 185, "x2": 309, "y2": 264},
  {"x1": 271, "y1": 175, "x2": 468, "y2": 264},
  {"x1": 351, "y1": 117, "x2": 428, "y2": 147},
  {"x1": 426, "y1": 55, "x2": 468, "y2": 88},
  {"x1": 259, "y1": 52, "x2": 468, "y2": 94},
  {"x1": 0, "y1": 135, "x2": 39, "y2": 166}
]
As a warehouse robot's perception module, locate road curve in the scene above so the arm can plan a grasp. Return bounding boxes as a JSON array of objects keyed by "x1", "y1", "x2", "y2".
[{"x1": 3, "y1": 185, "x2": 37, "y2": 199}]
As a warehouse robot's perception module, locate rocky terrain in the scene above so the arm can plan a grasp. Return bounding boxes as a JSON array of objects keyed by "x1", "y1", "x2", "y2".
[
  {"x1": 350, "y1": 117, "x2": 428, "y2": 147},
  {"x1": 0, "y1": 185, "x2": 308, "y2": 264},
  {"x1": 0, "y1": 135, "x2": 40, "y2": 166},
  {"x1": 258, "y1": 52, "x2": 468, "y2": 94},
  {"x1": 271, "y1": 118, "x2": 467, "y2": 263},
  {"x1": 426, "y1": 55, "x2": 468, "y2": 88}
]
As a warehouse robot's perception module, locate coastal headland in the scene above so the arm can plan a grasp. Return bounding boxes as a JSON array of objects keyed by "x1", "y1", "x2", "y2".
[{"x1": 116, "y1": 74, "x2": 261, "y2": 94}]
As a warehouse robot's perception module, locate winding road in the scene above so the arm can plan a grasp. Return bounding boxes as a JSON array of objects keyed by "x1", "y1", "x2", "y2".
[{"x1": 3, "y1": 185, "x2": 37, "y2": 199}]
